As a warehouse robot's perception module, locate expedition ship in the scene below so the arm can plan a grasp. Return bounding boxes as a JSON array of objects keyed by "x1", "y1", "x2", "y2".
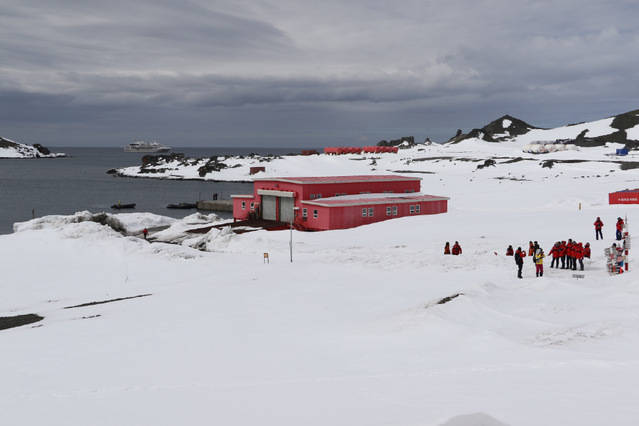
[{"x1": 124, "y1": 141, "x2": 171, "y2": 153}]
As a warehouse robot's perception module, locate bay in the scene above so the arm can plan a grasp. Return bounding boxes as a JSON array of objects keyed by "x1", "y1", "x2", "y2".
[{"x1": 0, "y1": 147, "x2": 298, "y2": 234}]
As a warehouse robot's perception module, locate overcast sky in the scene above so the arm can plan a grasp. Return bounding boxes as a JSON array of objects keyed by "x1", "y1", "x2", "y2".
[{"x1": 1, "y1": 0, "x2": 639, "y2": 147}]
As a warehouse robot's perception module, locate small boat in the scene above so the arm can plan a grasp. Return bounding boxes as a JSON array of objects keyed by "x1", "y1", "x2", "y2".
[
  {"x1": 111, "y1": 203, "x2": 136, "y2": 210},
  {"x1": 124, "y1": 140, "x2": 171, "y2": 153},
  {"x1": 167, "y1": 202, "x2": 197, "y2": 209}
]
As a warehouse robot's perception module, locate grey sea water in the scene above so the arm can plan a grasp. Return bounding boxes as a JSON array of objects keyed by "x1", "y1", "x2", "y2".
[{"x1": 0, "y1": 147, "x2": 299, "y2": 234}]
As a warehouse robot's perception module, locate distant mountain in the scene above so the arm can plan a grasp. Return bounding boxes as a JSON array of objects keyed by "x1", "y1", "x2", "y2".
[
  {"x1": 448, "y1": 115, "x2": 537, "y2": 143},
  {"x1": 447, "y1": 109, "x2": 639, "y2": 148},
  {"x1": 0, "y1": 137, "x2": 65, "y2": 159}
]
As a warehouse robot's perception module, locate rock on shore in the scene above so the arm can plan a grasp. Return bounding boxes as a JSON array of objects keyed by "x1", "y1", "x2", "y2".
[{"x1": 0, "y1": 136, "x2": 66, "y2": 158}]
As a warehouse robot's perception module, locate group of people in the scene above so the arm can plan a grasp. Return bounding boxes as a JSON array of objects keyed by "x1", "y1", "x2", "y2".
[
  {"x1": 508, "y1": 242, "x2": 545, "y2": 279},
  {"x1": 507, "y1": 239, "x2": 591, "y2": 279},
  {"x1": 594, "y1": 216, "x2": 626, "y2": 241},
  {"x1": 444, "y1": 241, "x2": 462, "y2": 255},
  {"x1": 547, "y1": 240, "x2": 591, "y2": 271}
]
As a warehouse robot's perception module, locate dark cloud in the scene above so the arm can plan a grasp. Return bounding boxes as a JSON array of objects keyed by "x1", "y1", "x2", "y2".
[{"x1": 1, "y1": 0, "x2": 639, "y2": 146}]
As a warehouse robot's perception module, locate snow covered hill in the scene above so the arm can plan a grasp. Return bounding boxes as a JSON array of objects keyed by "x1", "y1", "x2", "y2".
[
  {"x1": 0, "y1": 136, "x2": 66, "y2": 158},
  {"x1": 111, "y1": 109, "x2": 639, "y2": 182},
  {"x1": 2, "y1": 151, "x2": 638, "y2": 425},
  {"x1": 449, "y1": 109, "x2": 639, "y2": 147}
]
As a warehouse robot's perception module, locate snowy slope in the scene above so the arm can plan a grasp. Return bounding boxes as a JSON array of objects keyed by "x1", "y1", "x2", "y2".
[
  {"x1": 111, "y1": 111, "x2": 639, "y2": 182},
  {"x1": 2, "y1": 156, "x2": 639, "y2": 425},
  {"x1": 0, "y1": 136, "x2": 65, "y2": 158}
]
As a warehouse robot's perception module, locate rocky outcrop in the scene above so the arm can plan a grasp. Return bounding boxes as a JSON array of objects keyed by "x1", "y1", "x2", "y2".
[
  {"x1": 197, "y1": 158, "x2": 229, "y2": 177},
  {"x1": 0, "y1": 136, "x2": 65, "y2": 158},
  {"x1": 448, "y1": 115, "x2": 537, "y2": 144},
  {"x1": 447, "y1": 109, "x2": 639, "y2": 148},
  {"x1": 377, "y1": 136, "x2": 415, "y2": 147}
]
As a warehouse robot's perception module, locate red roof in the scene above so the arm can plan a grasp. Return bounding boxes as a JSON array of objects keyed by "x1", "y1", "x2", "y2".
[
  {"x1": 253, "y1": 175, "x2": 421, "y2": 185},
  {"x1": 302, "y1": 193, "x2": 448, "y2": 207}
]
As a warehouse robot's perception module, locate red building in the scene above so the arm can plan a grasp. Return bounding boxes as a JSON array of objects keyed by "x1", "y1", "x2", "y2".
[
  {"x1": 324, "y1": 146, "x2": 398, "y2": 155},
  {"x1": 231, "y1": 175, "x2": 449, "y2": 231},
  {"x1": 610, "y1": 189, "x2": 639, "y2": 204}
]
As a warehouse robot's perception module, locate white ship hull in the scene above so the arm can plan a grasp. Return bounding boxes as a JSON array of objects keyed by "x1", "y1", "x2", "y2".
[{"x1": 124, "y1": 141, "x2": 171, "y2": 153}]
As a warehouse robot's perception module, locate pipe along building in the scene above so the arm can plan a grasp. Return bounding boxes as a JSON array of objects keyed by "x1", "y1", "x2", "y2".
[{"x1": 231, "y1": 175, "x2": 448, "y2": 231}]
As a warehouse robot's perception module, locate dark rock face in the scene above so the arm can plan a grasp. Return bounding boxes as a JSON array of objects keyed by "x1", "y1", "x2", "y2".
[
  {"x1": 448, "y1": 115, "x2": 537, "y2": 144},
  {"x1": 446, "y1": 109, "x2": 639, "y2": 148},
  {"x1": 197, "y1": 158, "x2": 228, "y2": 177},
  {"x1": 377, "y1": 136, "x2": 415, "y2": 147},
  {"x1": 0, "y1": 137, "x2": 19, "y2": 149},
  {"x1": 141, "y1": 153, "x2": 184, "y2": 166},
  {"x1": 1, "y1": 137, "x2": 61, "y2": 158},
  {"x1": 139, "y1": 153, "x2": 185, "y2": 174},
  {"x1": 477, "y1": 159, "x2": 496, "y2": 169},
  {"x1": 33, "y1": 144, "x2": 50, "y2": 155},
  {"x1": 482, "y1": 115, "x2": 536, "y2": 140},
  {"x1": 611, "y1": 109, "x2": 639, "y2": 132},
  {"x1": 0, "y1": 313, "x2": 44, "y2": 331}
]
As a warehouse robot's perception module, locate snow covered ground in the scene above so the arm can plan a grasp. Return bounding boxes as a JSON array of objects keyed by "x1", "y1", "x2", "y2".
[
  {"x1": 2, "y1": 152, "x2": 639, "y2": 425},
  {"x1": 112, "y1": 138, "x2": 639, "y2": 182}
]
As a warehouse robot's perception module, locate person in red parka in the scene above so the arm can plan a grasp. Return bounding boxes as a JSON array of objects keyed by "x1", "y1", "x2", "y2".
[
  {"x1": 566, "y1": 239, "x2": 575, "y2": 270},
  {"x1": 616, "y1": 217, "x2": 624, "y2": 240},
  {"x1": 594, "y1": 217, "x2": 603, "y2": 240},
  {"x1": 506, "y1": 245, "x2": 514, "y2": 256},
  {"x1": 549, "y1": 242, "x2": 561, "y2": 268},
  {"x1": 584, "y1": 242, "x2": 591, "y2": 259},
  {"x1": 444, "y1": 242, "x2": 451, "y2": 255},
  {"x1": 559, "y1": 241, "x2": 567, "y2": 269},
  {"x1": 575, "y1": 242, "x2": 584, "y2": 271},
  {"x1": 452, "y1": 241, "x2": 462, "y2": 255},
  {"x1": 528, "y1": 241, "x2": 534, "y2": 257}
]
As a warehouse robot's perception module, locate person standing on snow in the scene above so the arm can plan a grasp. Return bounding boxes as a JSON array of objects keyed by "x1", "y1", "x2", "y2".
[
  {"x1": 584, "y1": 242, "x2": 591, "y2": 259},
  {"x1": 576, "y1": 242, "x2": 585, "y2": 271},
  {"x1": 528, "y1": 241, "x2": 535, "y2": 257},
  {"x1": 452, "y1": 241, "x2": 462, "y2": 255},
  {"x1": 532, "y1": 241, "x2": 540, "y2": 264},
  {"x1": 444, "y1": 242, "x2": 451, "y2": 255},
  {"x1": 549, "y1": 242, "x2": 561, "y2": 268},
  {"x1": 594, "y1": 217, "x2": 604, "y2": 240},
  {"x1": 506, "y1": 245, "x2": 514, "y2": 256},
  {"x1": 534, "y1": 249, "x2": 545, "y2": 277},
  {"x1": 566, "y1": 239, "x2": 574, "y2": 270},
  {"x1": 559, "y1": 241, "x2": 567, "y2": 269},
  {"x1": 616, "y1": 217, "x2": 624, "y2": 240},
  {"x1": 515, "y1": 247, "x2": 524, "y2": 279},
  {"x1": 143, "y1": 228, "x2": 149, "y2": 240}
]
